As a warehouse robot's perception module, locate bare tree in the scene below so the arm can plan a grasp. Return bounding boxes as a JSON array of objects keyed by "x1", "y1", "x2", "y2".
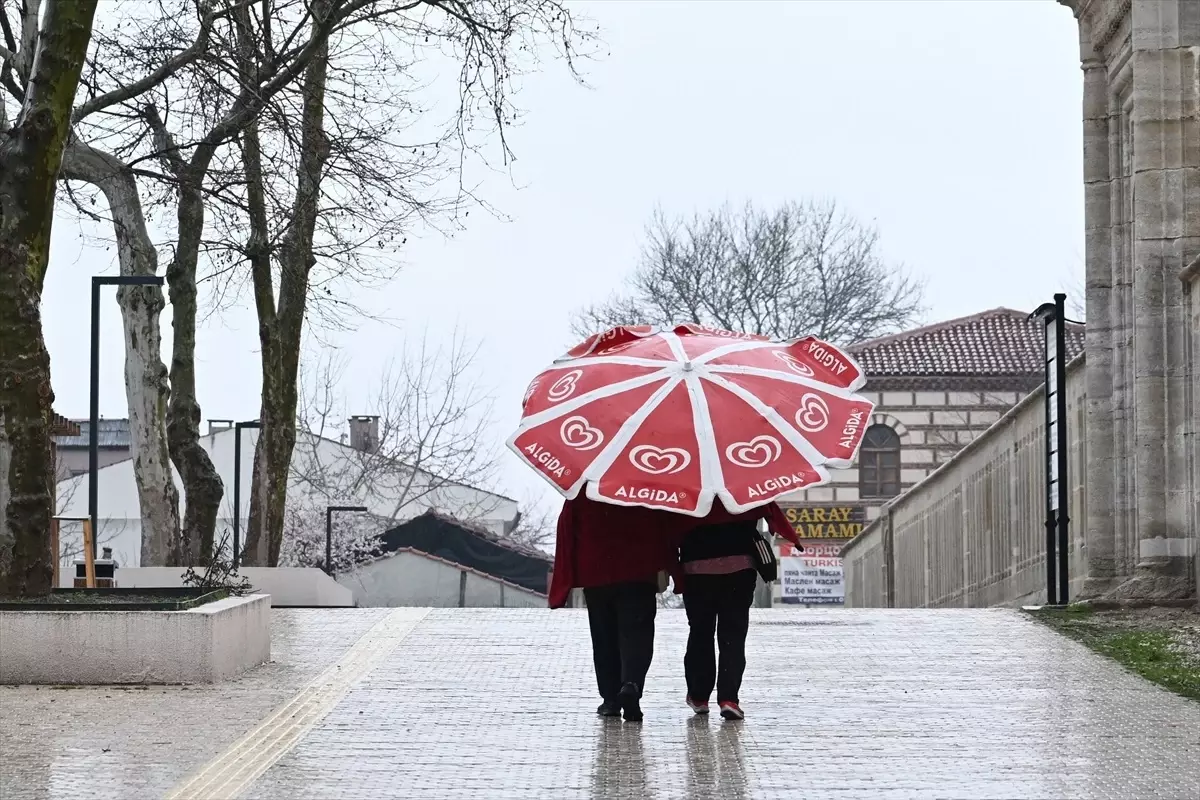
[
  {"x1": 277, "y1": 332, "x2": 508, "y2": 565},
  {"x1": 278, "y1": 502, "x2": 388, "y2": 573},
  {"x1": 506, "y1": 493, "x2": 557, "y2": 553},
  {"x1": 574, "y1": 201, "x2": 926, "y2": 345},
  {"x1": 1063, "y1": 268, "x2": 1086, "y2": 322},
  {"x1": 229, "y1": 0, "x2": 596, "y2": 566},
  {"x1": 0, "y1": 0, "x2": 100, "y2": 596},
  {"x1": 56, "y1": 0, "x2": 416, "y2": 566}
]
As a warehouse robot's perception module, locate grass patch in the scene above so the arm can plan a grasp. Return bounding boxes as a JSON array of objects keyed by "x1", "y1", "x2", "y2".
[{"x1": 1036, "y1": 609, "x2": 1200, "y2": 703}]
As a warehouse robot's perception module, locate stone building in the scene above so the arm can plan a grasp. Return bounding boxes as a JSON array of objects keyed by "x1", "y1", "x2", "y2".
[
  {"x1": 774, "y1": 308, "x2": 1085, "y2": 605},
  {"x1": 1060, "y1": 0, "x2": 1199, "y2": 599}
]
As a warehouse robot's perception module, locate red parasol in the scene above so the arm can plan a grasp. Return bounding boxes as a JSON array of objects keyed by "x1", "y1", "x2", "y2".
[{"x1": 508, "y1": 324, "x2": 875, "y2": 516}]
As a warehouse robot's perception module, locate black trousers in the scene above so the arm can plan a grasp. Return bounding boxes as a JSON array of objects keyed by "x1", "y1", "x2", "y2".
[
  {"x1": 683, "y1": 569, "x2": 757, "y2": 704},
  {"x1": 584, "y1": 581, "x2": 657, "y2": 701}
]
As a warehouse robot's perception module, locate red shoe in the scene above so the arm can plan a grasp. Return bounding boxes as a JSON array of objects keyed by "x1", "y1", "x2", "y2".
[
  {"x1": 686, "y1": 695, "x2": 710, "y2": 715},
  {"x1": 719, "y1": 701, "x2": 744, "y2": 721}
]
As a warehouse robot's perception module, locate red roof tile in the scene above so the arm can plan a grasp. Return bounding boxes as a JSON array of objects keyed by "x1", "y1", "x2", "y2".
[{"x1": 847, "y1": 308, "x2": 1085, "y2": 377}]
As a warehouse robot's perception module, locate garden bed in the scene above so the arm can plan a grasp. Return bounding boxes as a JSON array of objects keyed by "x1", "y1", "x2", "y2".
[{"x1": 0, "y1": 587, "x2": 228, "y2": 611}]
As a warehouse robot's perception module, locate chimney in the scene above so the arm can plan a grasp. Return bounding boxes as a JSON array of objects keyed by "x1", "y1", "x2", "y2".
[
  {"x1": 348, "y1": 415, "x2": 380, "y2": 453},
  {"x1": 207, "y1": 419, "x2": 234, "y2": 436}
]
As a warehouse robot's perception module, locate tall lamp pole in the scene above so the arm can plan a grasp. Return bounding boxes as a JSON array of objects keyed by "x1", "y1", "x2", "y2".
[
  {"x1": 326, "y1": 505, "x2": 368, "y2": 577},
  {"x1": 1031, "y1": 293, "x2": 1071, "y2": 606},
  {"x1": 90, "y1": 275, "x2": 165, "y2": 557},
  {"x1": 232, "y1": 420, "x2": 261, "y2": 567}
]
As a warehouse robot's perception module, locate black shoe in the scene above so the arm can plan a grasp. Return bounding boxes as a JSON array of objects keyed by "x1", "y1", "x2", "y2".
[
  {"x1": 618, "y1": 682, "x2": 643, "y2": 722},
  {"x1": 597, "y1": 700, "x2": 621, "y2": 717}
]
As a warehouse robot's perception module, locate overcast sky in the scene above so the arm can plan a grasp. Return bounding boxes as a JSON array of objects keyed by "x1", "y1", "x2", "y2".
[{"x1": 40, "y1": 0, "x2": 1083, "y2": 514}]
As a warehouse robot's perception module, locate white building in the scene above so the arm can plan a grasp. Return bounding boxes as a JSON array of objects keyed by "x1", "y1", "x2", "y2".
[
  {"x1": 55, "y1": 419, "x2": 519, "y2": 568},
  {"x1": 337, "y1": 512, "x2": 551, "y2": 608}
]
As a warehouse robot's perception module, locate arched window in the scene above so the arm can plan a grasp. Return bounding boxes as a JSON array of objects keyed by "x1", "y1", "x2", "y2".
[{"x1": 859, "y1": 424, "x2": 901, "y2": 499}]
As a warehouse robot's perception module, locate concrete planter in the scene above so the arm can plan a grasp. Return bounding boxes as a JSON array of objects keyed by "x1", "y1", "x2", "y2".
[
  {"x1": 87, "y1": 567, "x2": 355, "y2": 607},
  {"x1": 0, "y1": 593, "x2": 270, "y2": 685}
]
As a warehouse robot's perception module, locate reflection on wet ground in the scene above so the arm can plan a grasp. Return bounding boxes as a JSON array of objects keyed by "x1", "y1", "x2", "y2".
[{"x1": 3, "y1": 608, "x2": 1199, "y2": 799}]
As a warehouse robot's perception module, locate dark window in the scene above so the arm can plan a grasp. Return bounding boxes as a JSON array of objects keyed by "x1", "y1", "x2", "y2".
[{"x1": 859, "y1": 424, "x2": 901, "y2": 499}]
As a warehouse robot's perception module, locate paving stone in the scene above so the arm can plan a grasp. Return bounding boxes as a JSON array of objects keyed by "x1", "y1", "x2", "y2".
[
  {"x1": 3, "y1": 608, "x2": 1200, "y2": 799},
  {"x1": 0, "y1": 609, "x2": 390, "y2": 800}
]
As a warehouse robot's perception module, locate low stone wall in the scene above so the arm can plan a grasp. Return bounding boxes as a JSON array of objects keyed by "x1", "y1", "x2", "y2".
[
  {"x1": 843, "y1": 356, "x2": 1087, "y2": 608},
  {"x1": 0, "y1": 594, "x2": 271, "y2": 684},
  {"x1": 84, "y1": 567, "x2": 355, "y2": 607}
]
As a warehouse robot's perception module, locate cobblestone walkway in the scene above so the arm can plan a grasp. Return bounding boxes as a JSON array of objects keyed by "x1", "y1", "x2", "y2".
[{"x1": 3, "y1": 608, "x2": 1200, "y2": 799}]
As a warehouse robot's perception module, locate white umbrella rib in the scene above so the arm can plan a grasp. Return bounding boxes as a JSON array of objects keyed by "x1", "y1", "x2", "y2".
[
  {"x1": 702, "y1": 372, "x2": 832, "y2": 482},
  {"x1": 706, "y1": 364, "x2": 862, "y2": 400},
  {"x1": 683, "y1": 373, "x2": 725, "y2": 503},
  {"x1": 578, "y1": 376, "x2": 684, "y2": 485},
  {"x1": 517, "y1": 370, "x2": 672, "y2": 429}
]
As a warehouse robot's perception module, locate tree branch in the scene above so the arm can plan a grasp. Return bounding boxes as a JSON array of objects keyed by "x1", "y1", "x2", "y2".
[
  {"x1": 141, "y1": 102, "x2": 187, "y2": 177},
  {"x1": 72, "y1": 0, "x2": 223, "y2": 124},
  {"x1": 16, "y1": 0, "x2": 41, "y2": 80}
]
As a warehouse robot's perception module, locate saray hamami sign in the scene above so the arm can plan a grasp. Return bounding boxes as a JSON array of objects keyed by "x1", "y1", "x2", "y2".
[{"x1": 779, "y1": 505, "x2": 866, "y2": 539}]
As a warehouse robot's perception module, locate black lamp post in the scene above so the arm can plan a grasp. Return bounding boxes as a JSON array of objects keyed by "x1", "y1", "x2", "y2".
[
  {"x1": 90, "y1": 275, "x2": 165, "y2": 557},
  {"x1": 231, "y1": 420, "x2": 261, "y2": 567},
  {"x1": 325, "y1": 505, "x2": 368, "y2": 577},
  {"x1": 1031, "y1": 293, "x2": 1071, "y2": 606}
]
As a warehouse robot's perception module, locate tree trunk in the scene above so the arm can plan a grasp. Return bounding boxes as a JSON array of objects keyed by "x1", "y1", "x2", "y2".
[
  {"x1": 165, "y1": 176, "x2": 224, "y2": 566},
  {"x1": 242, "y1": 13, "x2": 331, "y2": 566},
  {"x1": 0, "y1": 0, "x2": 100, "y2": 596},
  {"x1": 0, "y1": 283, "x2": 55, "y2": 597},
  {"x1": 246, "y1": 374, "x2": 299, "y2": 567},
  {"x1": 61, "y1": 143, "x2": 181, "y2": 566}
]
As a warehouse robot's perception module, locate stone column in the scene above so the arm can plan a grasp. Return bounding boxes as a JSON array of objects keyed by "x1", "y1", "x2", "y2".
[
  {"x1": 1080, "y1": 48, "x2": 1119, "y2": 594},
  {"x1": 1182, "y1": 260, "x2": 1200, "y2": 595},
  {"x1": 1061, "y1": 0, "x2": 1198, "y2": 600},
  {"x1": 1124, "y1": 0, "x2": 1199, "y2": 597}
]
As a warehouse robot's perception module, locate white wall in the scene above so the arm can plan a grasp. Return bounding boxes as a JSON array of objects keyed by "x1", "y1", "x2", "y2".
[
  {"x1": 66, "y1": 566, "x2": 356, "y2": 607},
  {"x1": 56, "y1": 427, "x2": 519, "y2": 566},
  {"x1": 338, "y1": 550, "x2": 546, "y2": 608}
]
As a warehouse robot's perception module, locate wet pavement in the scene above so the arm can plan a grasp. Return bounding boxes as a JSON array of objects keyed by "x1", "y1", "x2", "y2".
[{"x1": 2, "y1": 608, "x2": 1199, "y2": 799}]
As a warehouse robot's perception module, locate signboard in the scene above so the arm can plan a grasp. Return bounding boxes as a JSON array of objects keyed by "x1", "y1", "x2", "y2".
[
  {"x1": 779, "y1": 540, "x2": 847, "y2": 605},
  {"x1": 780, "y1": 505, "x2": 866, "y2": 539}
]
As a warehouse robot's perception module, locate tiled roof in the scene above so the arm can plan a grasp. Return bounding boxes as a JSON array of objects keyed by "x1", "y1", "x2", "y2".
[
  {"x1": 847, "y1": 308, "x2": 1085, "y2": 377},
  {"x1": 54, "y1": 418, "x2": 132, "y2": 449},
  {"x1": 416, "y1": 510, "x2": 552, "y2": 563}
]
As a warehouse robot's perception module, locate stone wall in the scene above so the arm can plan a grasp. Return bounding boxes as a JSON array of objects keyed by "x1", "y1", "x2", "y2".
[
  {"x1": 1060, "y1": 0, "x2": 1198, "y2": 600},
  {"x1": 842, "y1": 356, "x2": 1088, "y2": 608}
]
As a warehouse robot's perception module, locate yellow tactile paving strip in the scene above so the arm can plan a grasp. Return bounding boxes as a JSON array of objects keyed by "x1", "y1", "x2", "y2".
[{"x1": 163, "y1": 608, "x2": 430, "y2": 800}]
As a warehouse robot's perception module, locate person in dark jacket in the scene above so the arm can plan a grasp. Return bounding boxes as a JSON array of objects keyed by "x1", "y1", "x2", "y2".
[
  {"x1": 678, "y1": 519, "x2": 766, "y2": 721},
  {"x1": 550, "y1": 495, "x2": 802, "y2": 722},
  {"x1": 548, "y1": 496, "x2": 682, "y2": 722}
]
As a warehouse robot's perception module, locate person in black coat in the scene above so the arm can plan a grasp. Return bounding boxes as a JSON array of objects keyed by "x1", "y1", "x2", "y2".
[{"x1": 678, "y1": 519, "x2": 762, "y2": 721}]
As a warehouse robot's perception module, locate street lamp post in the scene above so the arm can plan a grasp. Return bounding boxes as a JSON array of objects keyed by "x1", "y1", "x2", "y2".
[
  {"x1": 325, "y1": 505, "x2": 368, "y2": 577},
  {"x1": 90, "y1": 275, "x2": 165, "y2": 558},
  {"x1": 232, "y1": 420, "x2": 261, "y2": 567},
  {"x1": 1031, "y1": 293, "x2": 1071, "y2": 606}
]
